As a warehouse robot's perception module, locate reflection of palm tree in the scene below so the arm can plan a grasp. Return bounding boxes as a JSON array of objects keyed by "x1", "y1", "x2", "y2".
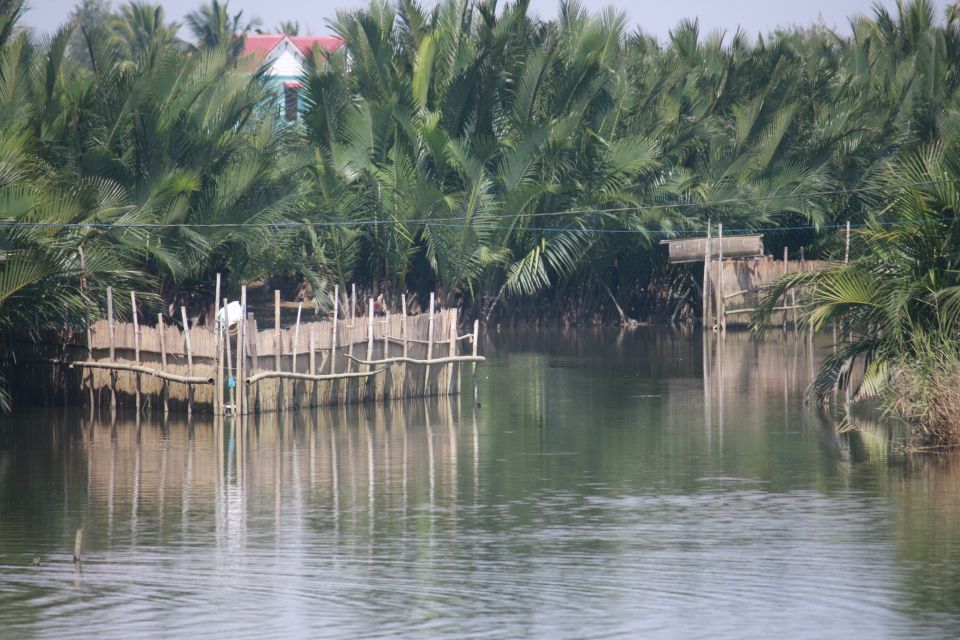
[{"x1": 185, "y1": 0, "x2": 261, "y2": 58}]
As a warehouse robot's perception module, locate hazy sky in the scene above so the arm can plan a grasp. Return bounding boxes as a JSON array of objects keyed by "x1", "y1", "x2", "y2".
[{"x1": 21, "y1": 0, "x2": 959, "y2": 41}]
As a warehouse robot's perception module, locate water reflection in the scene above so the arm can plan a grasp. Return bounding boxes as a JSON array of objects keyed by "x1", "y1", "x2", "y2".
[{"x1": 1, "y1": 330, "x2": 959, "y2": 638}]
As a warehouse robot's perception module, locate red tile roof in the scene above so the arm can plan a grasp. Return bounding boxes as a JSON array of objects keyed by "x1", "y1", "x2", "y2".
[{"x1": 242, "y1": 34, "x2": 344, "y2": 68}]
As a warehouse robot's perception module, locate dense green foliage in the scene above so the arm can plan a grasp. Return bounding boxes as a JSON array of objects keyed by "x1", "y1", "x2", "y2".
[{"x1": 2, "y1": 0, "x2": 960, "y2": 410}]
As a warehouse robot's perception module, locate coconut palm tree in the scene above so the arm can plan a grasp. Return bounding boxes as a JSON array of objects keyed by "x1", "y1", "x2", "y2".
[{"x1": 185, "y1": 0, "x2": 260, "y2": 58}]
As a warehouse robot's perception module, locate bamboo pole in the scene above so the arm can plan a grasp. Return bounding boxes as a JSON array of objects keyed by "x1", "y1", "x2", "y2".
[
  {"x1": 246, "y1": 314, "x2": 258, "y2": 413},
  {"x1": 401, "y1": 294, "x2": 409, "y2": 398},
  {"x1": 223, "y1": 297, "x2": 233, "y2": 413},
  {"x1": 703, "y1": 222, "x2": 712, "y2": 330},
  {"x1": 78, "y1": 247, "x2": 94, "y2": 409},
  {"x1": 783, "y1": 245, "x2": 789, "y2": 330},
  {"x1": 274, "y1": 289, "x2": 282, "y2": 410},
  {"x1": 157, "y1": 313, "x2": 168, "y2": 415},
  {"x1": 181, "y1": 306, "x2": 194, "y2": 415},
  {"x1": 344, "y1": 354, "x2": 485, "y2": 366},
  {"x1": 364, "y1": 298, "x2": 374, "y2": 400},
  {"x1": 309, "y1": 325, "x2": 317, "y2": 407},
  {"x1": 330, "y1": 286, "x2": 339, "y2": 375},
  {"x1": 131, "y1": 291, "x2": 141, "y2": 412},
  {"x1": 424, "y1": 292, "x2": 435, "y2": 394},
  {"x1": 447, "y1": 310, "x2": 457, "y2": 396},
  {"x1": 292, "y1": 301, "x2": 303, "y2": 374},
  {"x1": 214, "y1": 273, "x2": 222, "y2": 416},
  {"x1": 716, "y1": 224, "x2": 724, "y2": 333},
  {"x1": 472, "y1": 319, "x2": 479, "y2": 407},
  {"x1": 350, "y1": 283, "x2": 356, "y2": 326},
  {"x1": 70, "y1": 361, "x2": 214, "y2": 384},
  {"x1": 237, "y1": 286, "x2": 246, "y2": 416},
  {"x1": 245, "y1": 368, "x2": 388, "y2": 385},
  {"x1": 107, "y1": 286, "x2": 116, "y2": 409}
]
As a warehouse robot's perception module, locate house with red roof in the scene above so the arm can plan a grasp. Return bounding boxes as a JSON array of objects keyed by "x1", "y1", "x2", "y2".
[{"x1": 242, "y1": 34, "x2": 344, "y2": 121}]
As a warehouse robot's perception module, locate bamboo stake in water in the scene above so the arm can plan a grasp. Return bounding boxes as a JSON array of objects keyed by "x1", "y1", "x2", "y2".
[
  {"x1": 78, "y1": 247, "x2": 94, "y2": 409},
  {"x1": 214, "y1": 273, "x2": 222, "y2": 416},
  {"x1": 703, "y1": 222, "x2": 712, "y2": 330},
  {"x1": 350, "y1": 283, "x2": 356, "y2": 327},
  {"x1": 401, "y1": 294, "x2": 409, "y2": 398},
  {"x1": 472, "y1": 319, "x2": 480, "y2": 407},
  {"x1": 237, "y1": 286, "x2": 246, "y2": 416},
  {"x1": 292, "y1": 301, "x2": 303, "y2": 373},
  {"x1": 107, "y1": 286, "x2": 116, "y2": 409},
  {"x1": 330, "y1": 286, "x2": 339, "y2": 375},
  {"x1": 181, "y1": 306, "x2": 194, "y2": 416},
  {"x1": 716, "y1": 224, "x2": 724, "y2": 333},
  {"x1": 157, "y1": 313, "x2": 168, "y2": 416},
  {"x1": 309, "y1": 325, "x2": 316, "y2": 406},
  {"x1": 274, "y1": 290, "x2": 283, "y2": 410},
  {"x1": 130, "y1": 291, "x2": 141, "y2": 412},
  {"x1": 223, "y1": 297, "x2": 232, "y2": 413},
  {"x1": 364, "y1": 298, "x2": 374, "y2": 400},
  {"x1": 424, "y1": 292, "x2": 435, "y2": 395},
  {"x1": 446, "y1": 310, "x2": 457, "y2": 396}
]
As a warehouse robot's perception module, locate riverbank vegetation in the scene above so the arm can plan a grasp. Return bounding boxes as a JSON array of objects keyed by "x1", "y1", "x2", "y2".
[{"x1": 2, "y1": 0, "x2": 960, "y2": 411}]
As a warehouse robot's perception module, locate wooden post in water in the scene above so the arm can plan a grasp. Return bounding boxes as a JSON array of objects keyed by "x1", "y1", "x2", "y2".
[
  {"x1": 130, "y1": 291, "x2": 141, "y2": 412},
  {"x1": 401, "y1": 294, "x2": 409, "y2": 398},
  {"x1": 237, "y1": 286, "x2": 246, "y2": 416},
  {"x1": 447, "y1": 310, "x2": 458, "y2": 396},
  {"x1": 424, "y1": 293, "x2": 435, "y2": 395},
  {"x1": 292, "y1": 301, "x2": 303, "y2": 374},
  {"x1": 844, "y1": 222, "x2": 850, "y2": 407},
  {"x1": 309, "y1": 325, "x2": 316, "y2": 406},
  {"x1": 78, "y1": 248, "x2": 94, "y2": 408},
  {"x1": 291, "y1": 301, "x2": 302, "y2": 409},
  {"x1": 703, "y1": 222, "x2": 712, "y2": 330},
  {"x1": 274, "y1": 290, "x2": 282, "y2": 410},
  {"x1": 107, "y1": 286, "x2": 116, "y2": 409},
  {"x1": 181, "y1": 306, "x2": 194, "y2": 415},
  {"x1": 783, "y1": 245, "x2": 789, "y2": 331},
  {"x1": 364, "y1": 298, "x2": 374, "y2": 400},
  {"x1": 246, "y1": 313, "x2": 258, "y2": 413},
  {"x1": 472, "y1": 319, "x2": 480, "y2": 407},
  {"x1": 330, "y1": 286, "x2": 339, "y2": 375},
  {"x1": 716, "y1": 224, "x2": 724, "y2": 333},
  {"x1": 383, "y1": 310, "x2": 390, "y2": 399},
  {"x1": 214, "y1": 273, "x2": 222, "y2": 416},
  {"x1": 157, "y1": 313, "x2": 169, "y2": 415},
  {"x1": 223, "y1": 297, "x2": 233, "y2": 412}
]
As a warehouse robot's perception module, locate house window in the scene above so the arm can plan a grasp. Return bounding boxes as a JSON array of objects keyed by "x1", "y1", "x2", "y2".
[{"x1": 284, "y1": 83, "x2": 300, "y2": 121}]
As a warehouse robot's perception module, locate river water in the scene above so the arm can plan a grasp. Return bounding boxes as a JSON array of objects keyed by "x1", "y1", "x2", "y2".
[{"x1": 1, "y1": 329, "x2": 959, "y2": 639}]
